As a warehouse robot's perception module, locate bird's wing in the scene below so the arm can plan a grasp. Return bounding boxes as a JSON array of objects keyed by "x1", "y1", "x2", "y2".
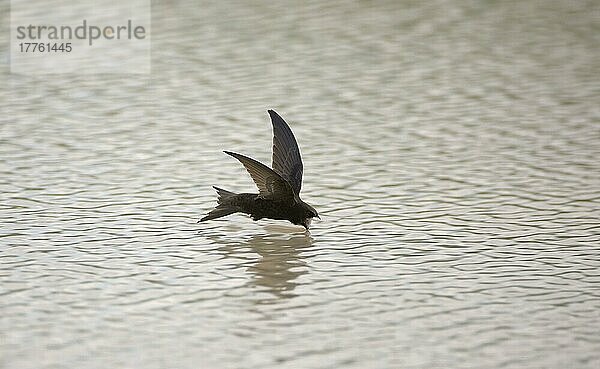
[
  {"x1": 224, "y1": 151, "x2": 295, "y2": 202},
  {"x1": 268, "y1": 110, "x2": 304, "y2": 194}
]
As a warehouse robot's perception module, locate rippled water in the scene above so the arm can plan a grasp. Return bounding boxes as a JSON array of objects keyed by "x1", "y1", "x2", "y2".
[{"x1": 1, "y1": 1, "x2": 599, "y2": 368}]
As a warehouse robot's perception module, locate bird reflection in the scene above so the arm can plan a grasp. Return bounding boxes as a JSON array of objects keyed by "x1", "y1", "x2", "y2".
[{"x1": 217, "y1": 226, "x2": 314, "y2": 302}]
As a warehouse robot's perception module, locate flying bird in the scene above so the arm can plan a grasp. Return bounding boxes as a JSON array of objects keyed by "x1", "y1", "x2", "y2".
[{"x1": 199, "y1": 110, "x2": 319, "y2": 229}]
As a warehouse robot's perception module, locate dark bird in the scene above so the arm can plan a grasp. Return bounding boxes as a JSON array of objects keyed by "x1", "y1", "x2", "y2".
[{"x1": 199, "y1": 110, "x2": 319, "y2": 229}]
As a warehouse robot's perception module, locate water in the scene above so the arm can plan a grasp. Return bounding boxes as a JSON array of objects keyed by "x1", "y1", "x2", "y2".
[{"x1": 1, "y1": 1, "x2": 599, "y2": 368}]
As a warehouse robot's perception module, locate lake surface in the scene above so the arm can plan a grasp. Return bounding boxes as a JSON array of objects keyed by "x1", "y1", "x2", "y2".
[{"x1": 1, "y1": 1, "x2": 599, "y2": 368}]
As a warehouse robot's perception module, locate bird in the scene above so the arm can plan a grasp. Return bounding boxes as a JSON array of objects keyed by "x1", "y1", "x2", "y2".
[{"x1": 199, "y1": 110, "x2": 319, "y2": 230}]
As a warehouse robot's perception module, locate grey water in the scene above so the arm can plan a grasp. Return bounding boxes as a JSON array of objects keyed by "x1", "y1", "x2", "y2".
[{"x1": 1, "y1": 1, "x2": 599, "y2": 368}]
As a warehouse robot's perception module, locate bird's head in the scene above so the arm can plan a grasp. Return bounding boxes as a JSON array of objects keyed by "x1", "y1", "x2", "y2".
[{"x1": 299, "y1": 201, "x2": 319, "y2": 230}]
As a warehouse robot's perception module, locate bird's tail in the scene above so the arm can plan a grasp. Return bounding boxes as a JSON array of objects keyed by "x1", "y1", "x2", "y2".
[{"x1": 199, "y1": 186, "x2": 238, "y2": 222}]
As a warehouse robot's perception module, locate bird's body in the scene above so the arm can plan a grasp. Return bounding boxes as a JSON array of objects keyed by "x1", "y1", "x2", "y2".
[
  {"x1": 199, "y1": 110, "x2": 318, "y2": 229},
  {"x1": 207, "y1": 190, "x2": 310, "y2": 224}
]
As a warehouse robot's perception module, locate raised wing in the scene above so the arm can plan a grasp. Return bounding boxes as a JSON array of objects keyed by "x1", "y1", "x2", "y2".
[
  {"x1": 268, "y1": 110, "x2": 303, "y2": 194},
  {"x1": 224, "y1": 151, "x2": 295, "y2": 202}
]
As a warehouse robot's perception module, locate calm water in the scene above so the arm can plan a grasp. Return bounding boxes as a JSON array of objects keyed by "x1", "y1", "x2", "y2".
[{"x1": 1, "y1": 1, "x2": 599, "y2": 368}]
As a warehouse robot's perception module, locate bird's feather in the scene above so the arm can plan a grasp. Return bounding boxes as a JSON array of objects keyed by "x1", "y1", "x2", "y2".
[
  {"x1": 269, "y1": 110, "x2": 304, "y2": 194},
  {"x1": 224, "y1": 151, "x2": 295, "y2": 202}
]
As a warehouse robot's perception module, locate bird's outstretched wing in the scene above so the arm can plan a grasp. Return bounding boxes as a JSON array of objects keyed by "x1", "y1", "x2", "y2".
[
  {"x1": 224, "y1": 151, "x2": 295, "y2": 202},
  {"x1": 268, "y1": 110, "x2": 303, "y2": 194}
]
